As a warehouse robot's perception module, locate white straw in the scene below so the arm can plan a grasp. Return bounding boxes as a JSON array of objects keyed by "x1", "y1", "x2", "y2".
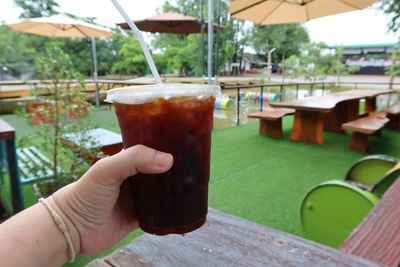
[{"x1": 110, "y1": 0, "x2": 162, "y2": 85}]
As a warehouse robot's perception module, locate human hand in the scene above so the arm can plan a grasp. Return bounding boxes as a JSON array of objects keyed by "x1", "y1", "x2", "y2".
[{"x1": 48, "y1": 145, "x2": 173, "y2": 256}]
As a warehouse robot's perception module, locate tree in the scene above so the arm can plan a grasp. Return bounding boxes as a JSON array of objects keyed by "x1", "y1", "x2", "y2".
[
  {"x1": 250, "y1": 24, "x2": 310, "y2": 61},
  {"x1": 152, "y1": 0, "x2": 236, "y2": 76},
  {"x1": 284, "y1": 42, "x2": 332, "y2": 82},
  {"x1": 0, "y1": 25, "x2": 37, "y2": 78},
  {"x1": 329, "y1": 47, "x2": 360, "y2": 84},
  {"x1": 112, "y1": 34, "x2": 148, "y2": 76},
  {"x1": 381, "y1": 0, "x2": 400, "y2": 33},
  {"x1": 14, "y1": 0, "x2": 59, "y2": 18}
]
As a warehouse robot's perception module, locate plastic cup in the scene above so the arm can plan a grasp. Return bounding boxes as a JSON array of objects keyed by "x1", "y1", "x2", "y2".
[{"x1": 106, "y1": 84, "x2": 220, "y2": 235}]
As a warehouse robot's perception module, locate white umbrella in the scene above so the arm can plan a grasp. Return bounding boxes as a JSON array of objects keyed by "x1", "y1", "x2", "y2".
[
  {"x1": 230, "y1": 0, "x2": 378, "y2": 25},
  {"x1": 7, "y1": 15, "x2": 112, "y2": 106}
]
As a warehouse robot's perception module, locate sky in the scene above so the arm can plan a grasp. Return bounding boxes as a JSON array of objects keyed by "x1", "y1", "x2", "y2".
[{"x1": 1, "y1": 0, "x2": 398, "y2": 46}]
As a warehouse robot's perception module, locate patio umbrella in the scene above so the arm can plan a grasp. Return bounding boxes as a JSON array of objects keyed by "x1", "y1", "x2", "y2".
[
  {"x1": 118, "y1": 11, "x2": 223, "y2": 82},
  {"x1": 230, "y1": 0, "x2": 378, "y2": 25},
  {"x1": 7, "y1": 15, "x2": 112, "y2": 106},
  {"x1": 117, "y1": 12, "x2": 219, "y2": 34}
]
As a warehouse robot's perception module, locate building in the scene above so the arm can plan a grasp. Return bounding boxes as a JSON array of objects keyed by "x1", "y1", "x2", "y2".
[{"x1": 329, "y1": 43, "x2": 400, "y2": 75}]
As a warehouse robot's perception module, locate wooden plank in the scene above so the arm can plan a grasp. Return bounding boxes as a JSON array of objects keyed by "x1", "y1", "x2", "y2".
[
  {"x1": 290, "y1": 110, "x2": 324, "y2": 144},
  {"x1": 248, "y1": 108, "x2": 294, "y2": 121},
  {"x1": 384, "y1": 103, "x2": 400, "y2": 115},
  {"x1": 0, "y1": 119, "x2": 15, "y2": 140},
  {"x1": 342, "y1": 116, "x2": 389, "y2": 135},
  {"x1": 89, "y1": 209, "x2": 378, "y2": 267},
  {"x1": 341, "y1": 177, "x2": 400, "y2": 267},
  {"x1": 270, "y1": 94, "x2": 362, "y2": 112}
]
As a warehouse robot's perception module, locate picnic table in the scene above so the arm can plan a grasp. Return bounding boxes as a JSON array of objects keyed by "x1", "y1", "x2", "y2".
[
  {"x1": 88, "y1": 208, "x2": 378, "y2": 267},
  {"x1": 0, "y1": 118, "x2": 23, "y2": 213},
  {"x1": 61, "y1": 128, "x2": 123, "y2": 163},
  {"x1": 270, "y1": 94, "x2": 362, "y2": 144},
  {"x1": 334, "y1": 89, "x2": 396, "y2": 112}
]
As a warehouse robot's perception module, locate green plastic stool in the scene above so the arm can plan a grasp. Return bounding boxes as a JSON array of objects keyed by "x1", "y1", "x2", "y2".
[
  {"x1": 345, "y1": 154, "x2": 398, "y2": 186},
  {"x1": 301, "y1": 180, "x2": 379, "y2": 248}
]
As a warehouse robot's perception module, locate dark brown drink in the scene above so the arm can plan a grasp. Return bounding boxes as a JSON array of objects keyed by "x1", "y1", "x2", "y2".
[{"x1": 113, "y1": 92, "x2": 216, "y2": 235}]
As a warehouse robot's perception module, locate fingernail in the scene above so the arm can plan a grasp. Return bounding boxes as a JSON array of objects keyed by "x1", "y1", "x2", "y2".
[{"x1": 154, "y1": 152, "x2": 173, "y2": 168}]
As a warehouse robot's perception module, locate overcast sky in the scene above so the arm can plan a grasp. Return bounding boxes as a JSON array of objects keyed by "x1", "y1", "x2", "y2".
[{"x1": 1, "y1": 0, "x2": 398, "y2": 46}]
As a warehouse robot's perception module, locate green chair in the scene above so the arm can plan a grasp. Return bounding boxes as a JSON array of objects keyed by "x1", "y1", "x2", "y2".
[{"x1": 301, "y1": 155, "x2": 400, "y2": 248}]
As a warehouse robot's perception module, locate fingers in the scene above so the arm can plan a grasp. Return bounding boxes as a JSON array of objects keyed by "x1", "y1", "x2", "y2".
[{"x1": 85, "y1": 145, "x2": 173, "y2": 185}]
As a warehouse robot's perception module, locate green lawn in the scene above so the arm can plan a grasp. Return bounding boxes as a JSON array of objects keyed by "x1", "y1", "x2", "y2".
[{"x1": 1, "y1": 107, "x2": 400, "y2": 266}]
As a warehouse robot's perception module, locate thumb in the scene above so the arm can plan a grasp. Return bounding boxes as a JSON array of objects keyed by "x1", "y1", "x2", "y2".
[{"x1": 85, "y1": 145, "x2": 174, "y2": 185}]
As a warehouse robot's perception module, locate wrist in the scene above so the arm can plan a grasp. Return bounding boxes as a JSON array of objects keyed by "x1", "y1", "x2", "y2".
[{"x1": 47, "y1": 196, "x2": 81, "y2": 259}]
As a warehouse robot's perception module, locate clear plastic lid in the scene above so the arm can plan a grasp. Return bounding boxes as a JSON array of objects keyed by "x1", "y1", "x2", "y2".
[{"x1": 105, "y1": 84, "x2": 221, "y2": 104}]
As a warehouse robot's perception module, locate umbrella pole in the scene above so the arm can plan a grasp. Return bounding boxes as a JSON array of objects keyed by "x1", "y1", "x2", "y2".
[
  {"x1": 215, "y1": 0, "x2": 221, "y2": 83},
  {"x1": 207, "y1": 0, "x2": 213, "y2": 85},
  {"x1": 201, "y1": 0, "x2": 205, "y2": 78},
  {"x1": 91, "y1": 37, "x2": 100, "y2": 107}
]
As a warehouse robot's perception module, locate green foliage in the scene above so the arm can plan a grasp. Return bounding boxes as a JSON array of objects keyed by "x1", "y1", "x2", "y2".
[
  {"x1": 283, "y1": 42, "x2": 331, "y2": 82},
  {"x1": 381, "y1": 0, "x2": 400, "y2": 33},
  {"x1": 18, "y1": 44, "x2": 99, "y2": 196},
  {"x1": 385, "y1": 48, "x2": 400, "y2": 76},
  {"x1": 329, "y1": 47, "x2": 360, "y2": 83},
  {"x1": 0, "y1": 25, "x2": 48, "y2": 78},
  {"x1": 251, "y1": 24, "x2": 310, "y2": 61},
  {"x1": 112, "y1": 34, "x2": 148, "y2": 75},
  {"x1": 151, "y1": 0, "x2": 236, "y2": 76},
  {"x1": 14, "y1": 0, "x2": 59, "y2": 18}
]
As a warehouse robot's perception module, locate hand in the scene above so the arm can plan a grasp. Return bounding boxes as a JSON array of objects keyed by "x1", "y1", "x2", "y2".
[{"x1": 49, "y1": 145, "x2": 173, "y2": 255}]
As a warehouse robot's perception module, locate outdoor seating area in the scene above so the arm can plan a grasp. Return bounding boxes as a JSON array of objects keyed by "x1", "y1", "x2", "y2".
[
  {"x1": 1, "y1": 106, "x2": 400, "y2": 265},
  {"x1": 2, "y1": 0, "x2": 400, "y2": 266}
]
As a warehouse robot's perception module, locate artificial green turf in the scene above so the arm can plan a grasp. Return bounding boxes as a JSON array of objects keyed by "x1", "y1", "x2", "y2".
[{"x1": 1, "y1": 108, "x2": 400, "y2": 266}]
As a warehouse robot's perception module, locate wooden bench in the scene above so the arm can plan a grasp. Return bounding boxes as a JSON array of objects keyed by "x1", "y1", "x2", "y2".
[
  {"x1": 247, "y1": 108, "x2": 295, "y2": 138},
  {"x1": 342, "y1": 113, "x2": 389, "y2": 152},
  {"x1": 383, "y1": 103, "x2": 400, "y2": 129},
  {"x1": 341, "y1": 175, "x2": 400, "y2": 267},
  {"x1": 16, "y1": 147, "x2": 55, "y2": 185}
]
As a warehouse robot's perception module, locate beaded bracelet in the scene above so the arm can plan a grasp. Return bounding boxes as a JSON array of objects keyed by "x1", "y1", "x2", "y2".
[{"x1": 39, "y1": 198, "x2": 76, "y2": 262}]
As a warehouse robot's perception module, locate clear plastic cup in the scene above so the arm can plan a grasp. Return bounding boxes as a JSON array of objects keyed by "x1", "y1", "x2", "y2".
[{"x1": 106, "y1": 84, "x2": 220, "y2": 235}]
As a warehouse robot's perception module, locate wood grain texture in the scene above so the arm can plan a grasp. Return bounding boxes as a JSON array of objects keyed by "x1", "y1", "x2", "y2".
[
  {"x1": 88, "y1": 209, "x2": 378, "y2": 267},
  {"x1": 342, "y1": 116, "x2": 389, "y2": 135},
  {"x1": 290, "y1": 110, "x2": 324, "y2": 144},
  {"x1": 270, "y1": 94, "x2": 362, "y2": 112},
  {"x1": 384, "y1": 103, "x2": 400, "y2": 115},
  {"x1": 384, "y1": 103, "x2": 400, "y2": 129},
  {"x1": 247, "y1": 108, "x2": 295, "y2": 121},
  {"x1": 259, "y1": 118, "x2": 283, "y2": 138},
  {"x1": 0, "y1": 118, "x2": 15, "y2": 140},
  {"x1": 341, "y1": 177, "x2": 400, "y2": 267},
  {"x1": 248, "y1": 109, "x2": 294, "y2": 138},
  {"x1": 324, "y1": 99, "x2": 360, "y2": 133},
  {"x1": 334, "y1": 89, "x2": 395, "y2": 98},
  {"x1": 349, "y1": 132, "x2": 369, "y2": 152}
]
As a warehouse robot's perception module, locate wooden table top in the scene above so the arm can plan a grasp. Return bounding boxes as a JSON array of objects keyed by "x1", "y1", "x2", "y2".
[
  {"x1": 341, "y1": 177, "x2": 400, "y2": 267},
  {"x1": 0, "y1": 118, "x2": 15, "y2": 140},
  {"x1": 270, "y1": 94, "x2": 362, "y2": 112},
  {"x1": 88, "y1": 209, "x2": 378, "y2": 267},
  {"x1": 62, "y1": 128, "x2": 122, "y2": 149},
  {"x1": 334, "y1": 89, "x2": 396, "y2": 98}
]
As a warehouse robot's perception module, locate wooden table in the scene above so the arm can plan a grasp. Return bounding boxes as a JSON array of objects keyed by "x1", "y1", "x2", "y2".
[
  {"x1": 62, "y1": 128, "x2": 123, "y2": 163},
  {"x1": 334, "y1": 89, "x2": 396, "y2": 112},
  {"x1": 341, "y1": 176, "x2": 400, "y2": 267},
  {"x1": 88, "y1": 209, "x2": 378, "y2": 267},
  {"x1": 270, "y1": 94, "x2": 362, "y2": 144},
  {"x1": 0, "y1": 119, "x2": 23, "y2": 213}
]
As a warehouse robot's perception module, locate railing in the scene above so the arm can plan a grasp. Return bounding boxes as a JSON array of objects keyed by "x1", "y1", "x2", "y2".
[
  {"x1": 221, "y1": 82, "x2": 332, "y2": 125},
  {"x1": 220, "y1": 81, "x2": 400, "y2": 125}
]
